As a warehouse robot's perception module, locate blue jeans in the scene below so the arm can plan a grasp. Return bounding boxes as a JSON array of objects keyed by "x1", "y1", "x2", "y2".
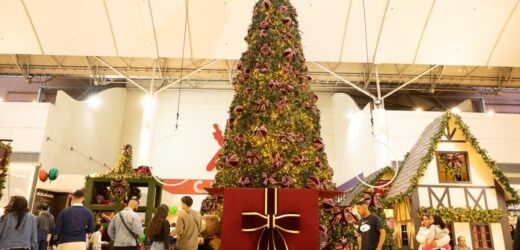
[{"x1": 37, "y1": 232, "x2": 48, "y2": 250}]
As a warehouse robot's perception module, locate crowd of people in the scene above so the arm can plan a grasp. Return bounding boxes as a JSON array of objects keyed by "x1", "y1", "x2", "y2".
[
  {"x1": 0, "y1": 191, "x2": 210, "y2": 250},
  {"x1": 0, "y1": 191, "x2": 505, "y2": 250}
]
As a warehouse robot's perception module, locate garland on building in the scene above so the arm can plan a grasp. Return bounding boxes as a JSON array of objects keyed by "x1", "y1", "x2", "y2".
[
  {"x1": 386, "y1": 111, "x2": 520, "y2": 205},
  {"x1": 0, "y1": 142, "x2": 13, "y2": 201},
  {"x1": 452, "y1": 115, "x2": 520, "y2": 205},
  {"x1": 419, "y1": 207, "x2": 504, "y2": 223}
]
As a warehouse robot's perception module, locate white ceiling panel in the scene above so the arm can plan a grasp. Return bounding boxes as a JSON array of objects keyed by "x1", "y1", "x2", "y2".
[
  {"x1": 414, "y1": 0, "x2": 517, "y2": 66},
  {"x1": 341, "y1": 0, "x2": 389, "y2": 63},
  {"x1": 23, "y1": 0, "x2": 115, "y2": 56},
  {"x1": 0, "y1": 0, "x2": 41, "y2": 54},
  {"x1": 295, "y1": 0, "x2": 350, "y2": 62},
  {"x1": 0, "y1": 0, "x2": 519, "y2": 67},
  {"x1": 149, "y1": 0, "x2": 191, "y2": 58},
  {"x1": 488, "y1": 3, "x2": 520, "y2": 67},
  {"x1": 104, "y1": 0, "x2": 156, "y2": 58},
  {"x1": 375, "y1": 0, "x2": 434, "y2": 64},
  {"x1": 188, "y1": 0, "x2": 253, "y2": 60}
]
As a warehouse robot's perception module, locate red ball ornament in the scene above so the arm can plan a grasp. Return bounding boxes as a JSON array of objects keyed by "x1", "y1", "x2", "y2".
[{"x1": 38, "y1": 169, "x2": 48, "y2": 182}]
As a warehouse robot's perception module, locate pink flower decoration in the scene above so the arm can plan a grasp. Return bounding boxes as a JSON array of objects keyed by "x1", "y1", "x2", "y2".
[
  {"x1": 262, "y1": 172, "x2": 277, "y2": 186},
  {"x1": 272, "y1": 152, "x2": 285, "y2": 168},
  {"x1": 283, "y1": 63, "x2": 293, "y2": 73},
  {"x1": 226, "y1": 153, "x2": 239, "y2": 167},
  {"x1": 279, "y1": 5, "x2": 289, "y2": 13},
  {"x1": 234, "y1": 105, "x2": 244, "y2": 113},
  {"x1": 306, "y1": 176, "x2": 321, "y2": 189},
  {"x1": 259, "y1": 29, "x2": 268, "y2": 37},
  {"x1": 293, "y1": 155, "x2": 305, "y2": 165},
  {"x1": 260, "y1": 20, "x2": 269, "y2": 29},
  {"x1": 246, "y1": 151, "x2": 260, "y2": 166},
  {"x1": 295, "y1": 133, "x2": 305, "y2": 142},
  {"x1": 261, "y1": 44, "x2": 272, "y2": 56},
  {"x1": 234, "y1": 134, "x2": 244, "y2": 146},
  {"x1": 276, "y1": 98, "x2": 288, "y2": 111},
  {"x1": 280, "y1": 176, "x2": 292, "y2": 188},
  {"x1": 313, "y1": 139, "x2": 325, "y2": 151},
  {"x1": 238, "y1": 176, "x2": 250, "y2": 186},
  {"x1": 255, "y1": 97, "x2": 270, "y2": 112},
  {"x1": 262, "y1": 0, "x2": 271, "y2": 9},
  {"x1": 253, "y1": 125, "x2": 268, "y2": 137},
  {"x1": 282, "y1": 17, "x2": 293, "y2": 26},
  {"x1": 283, "y1": 48, "x2": 295, "y2": 60}
]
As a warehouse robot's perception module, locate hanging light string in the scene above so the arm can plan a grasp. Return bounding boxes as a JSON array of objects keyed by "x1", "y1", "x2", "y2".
[
  {"x1": 174, "y1": 0, "x2": 190, "y2": 131},
  {"x1": 45, "y1": 137, "x2": 109, "y2": 168}
]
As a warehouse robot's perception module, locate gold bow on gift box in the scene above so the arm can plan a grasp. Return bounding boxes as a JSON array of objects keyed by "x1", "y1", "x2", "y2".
[{"x1": 241, "y1": 189, "x2": 300, "y2": 250}]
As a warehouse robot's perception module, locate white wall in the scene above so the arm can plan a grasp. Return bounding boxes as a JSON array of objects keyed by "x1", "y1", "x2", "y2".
[
  {"x1": 0, "y1": 102, "x2": 50, "y2": 152},
  {"x1": 39, "y1": 89, "x2": 127, "y2": 175}
]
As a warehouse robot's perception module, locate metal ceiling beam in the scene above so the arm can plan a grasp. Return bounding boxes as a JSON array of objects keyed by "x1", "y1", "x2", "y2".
[
  {"x1": 155, "y1": 59, "x2": 219, "y2": 94},
  {"x1": 430, "y1": 65, "x2": 445, "y2": 93},
  {"x1": 313, "y1": 62, "x2": 376, "y2": 100},
  {"x1": 94, "y1": 56, "x2": 148, "y2": 93},
  {"x1": 412, "y1": 0, "x2": 437, "y2": 64},
  {"x1": 20, "y1": 0, "x2": 44, "y2": 54},
  {"x1": 486, "y1": 0, "x2": 520, "y2": 66},
  {"x1": 383, "y1": 64, "x2": 440, "y2": 99}
]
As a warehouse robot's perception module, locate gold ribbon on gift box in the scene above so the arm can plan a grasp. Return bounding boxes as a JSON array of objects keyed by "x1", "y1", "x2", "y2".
[{"x1": 241, "y1": 189, "x2": 301, "y2": 250}]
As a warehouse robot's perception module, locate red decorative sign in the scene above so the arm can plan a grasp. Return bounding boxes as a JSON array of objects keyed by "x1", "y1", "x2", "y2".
[
  {"x1": 206, "y1": 124, "x2": 224, "y2": 172},
  {"x1": 162, "y1": 179, "x2": 214, "y2": 195}
]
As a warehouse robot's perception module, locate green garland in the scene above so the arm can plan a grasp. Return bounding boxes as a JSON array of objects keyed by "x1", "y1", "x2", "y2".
[
  {"x1": 0, "y1": 142, "x2": 13, "y2": 201},
  {"x1": 386, "y1": 111, "x2": 520, "y2": 205},
  {"x1": 452, "y1": 114, "x2": 520, "y2": 204},
  {"x1": 419, "y1": 207, "x2": 504, "y2": 223},
  {"x1": 386, "y1": 113, "x2": 449, "y2": 204}
]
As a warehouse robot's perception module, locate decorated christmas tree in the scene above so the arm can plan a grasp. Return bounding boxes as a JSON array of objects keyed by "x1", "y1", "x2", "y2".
[
  {"x1": 0, "y1": 141, "x2": 12, "y2": 201},
  {"x1": 214, "y1": 0, "x2": 334, "y2": 192},
  {"x1": 204, "y1": 0, "x2": 347, "y2": 248}
]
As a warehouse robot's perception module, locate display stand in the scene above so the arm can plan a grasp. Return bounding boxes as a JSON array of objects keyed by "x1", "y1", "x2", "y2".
[{"x1": 84, "y1": 176, "x2": 163, "y2": 228}]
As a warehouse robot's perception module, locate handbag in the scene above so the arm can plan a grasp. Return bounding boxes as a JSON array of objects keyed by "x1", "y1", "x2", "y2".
[{"x1": 119, "y1": 212, "x2": 145, "y2": 250}]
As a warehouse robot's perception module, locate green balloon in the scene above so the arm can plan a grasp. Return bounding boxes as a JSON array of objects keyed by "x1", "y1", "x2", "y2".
[
  {"x1": 169, "y1": 205, "x2": 178, "y2": 215},
  {"x1": 139, "y1": 234, "x2": 146, "y2": 242},
  {"x1": 48, "y1": 168, "x2": 59, "y2": 181}
]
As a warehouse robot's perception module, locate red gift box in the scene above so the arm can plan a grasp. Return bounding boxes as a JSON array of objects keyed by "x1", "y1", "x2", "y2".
[{"x1": 220, "y1": 188, "x2": 320, "y2": 250}]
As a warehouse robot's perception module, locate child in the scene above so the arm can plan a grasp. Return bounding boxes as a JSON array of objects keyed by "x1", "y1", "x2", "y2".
[
  {"x1": 89, "y1": 223, "x2": 107, "y2": 250},
  {"x1": 424, "y1": 215, "x2": 451, "y2": 250}
]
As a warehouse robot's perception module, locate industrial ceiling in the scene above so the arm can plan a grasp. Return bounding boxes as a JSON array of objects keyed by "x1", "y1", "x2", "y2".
[{"x1": 0, "y1": 0, "x2": 519, "y2": 94}]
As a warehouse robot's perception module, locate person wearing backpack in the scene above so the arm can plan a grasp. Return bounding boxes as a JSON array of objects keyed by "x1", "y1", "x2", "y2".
[{"x1": 108, "y1": 199, "x2": 143, "y2": 250}]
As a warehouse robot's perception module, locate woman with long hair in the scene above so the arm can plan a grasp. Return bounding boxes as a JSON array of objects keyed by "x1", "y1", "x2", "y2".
[
  {"x1": 146, "y1": 204, "x2": 170, "y2": 250},
  {"x1": 0, "y1": 196, "x2": 38, "y2": 250},
  {"x1": 425, "y1": 214, "x2": 451, "y2": 250}
]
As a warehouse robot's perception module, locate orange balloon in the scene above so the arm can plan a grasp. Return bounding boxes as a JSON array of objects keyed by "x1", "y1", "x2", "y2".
[{"x1": 38, "y1": 169, "x2": 48, "y2": 182}]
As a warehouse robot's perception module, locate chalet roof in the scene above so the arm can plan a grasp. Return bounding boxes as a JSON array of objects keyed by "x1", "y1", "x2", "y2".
[{"x1": 385, "y1": 112, "x2": 520, "y2": 204}]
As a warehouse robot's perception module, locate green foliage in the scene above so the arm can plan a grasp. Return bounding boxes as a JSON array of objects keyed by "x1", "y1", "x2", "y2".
[
  {"x1": 0, "y1": 142, "x2": 12, "y2": 201},
  {"x1": 419, "y1": 207, "x2": 504, "y2": 223}
]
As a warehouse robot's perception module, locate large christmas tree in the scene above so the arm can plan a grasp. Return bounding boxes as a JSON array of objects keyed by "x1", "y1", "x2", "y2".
[{"x1": 214, "y1": 0, "x2": 334, "y2": 191}]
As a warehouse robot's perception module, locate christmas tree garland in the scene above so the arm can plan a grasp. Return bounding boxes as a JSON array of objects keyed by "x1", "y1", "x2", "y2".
[
  {"x1": 0, "y1": 142, "x2": 12, "y2": 201},
  {"x1": 419, "y1": 207, "x2": 504, "y2": 223}
]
